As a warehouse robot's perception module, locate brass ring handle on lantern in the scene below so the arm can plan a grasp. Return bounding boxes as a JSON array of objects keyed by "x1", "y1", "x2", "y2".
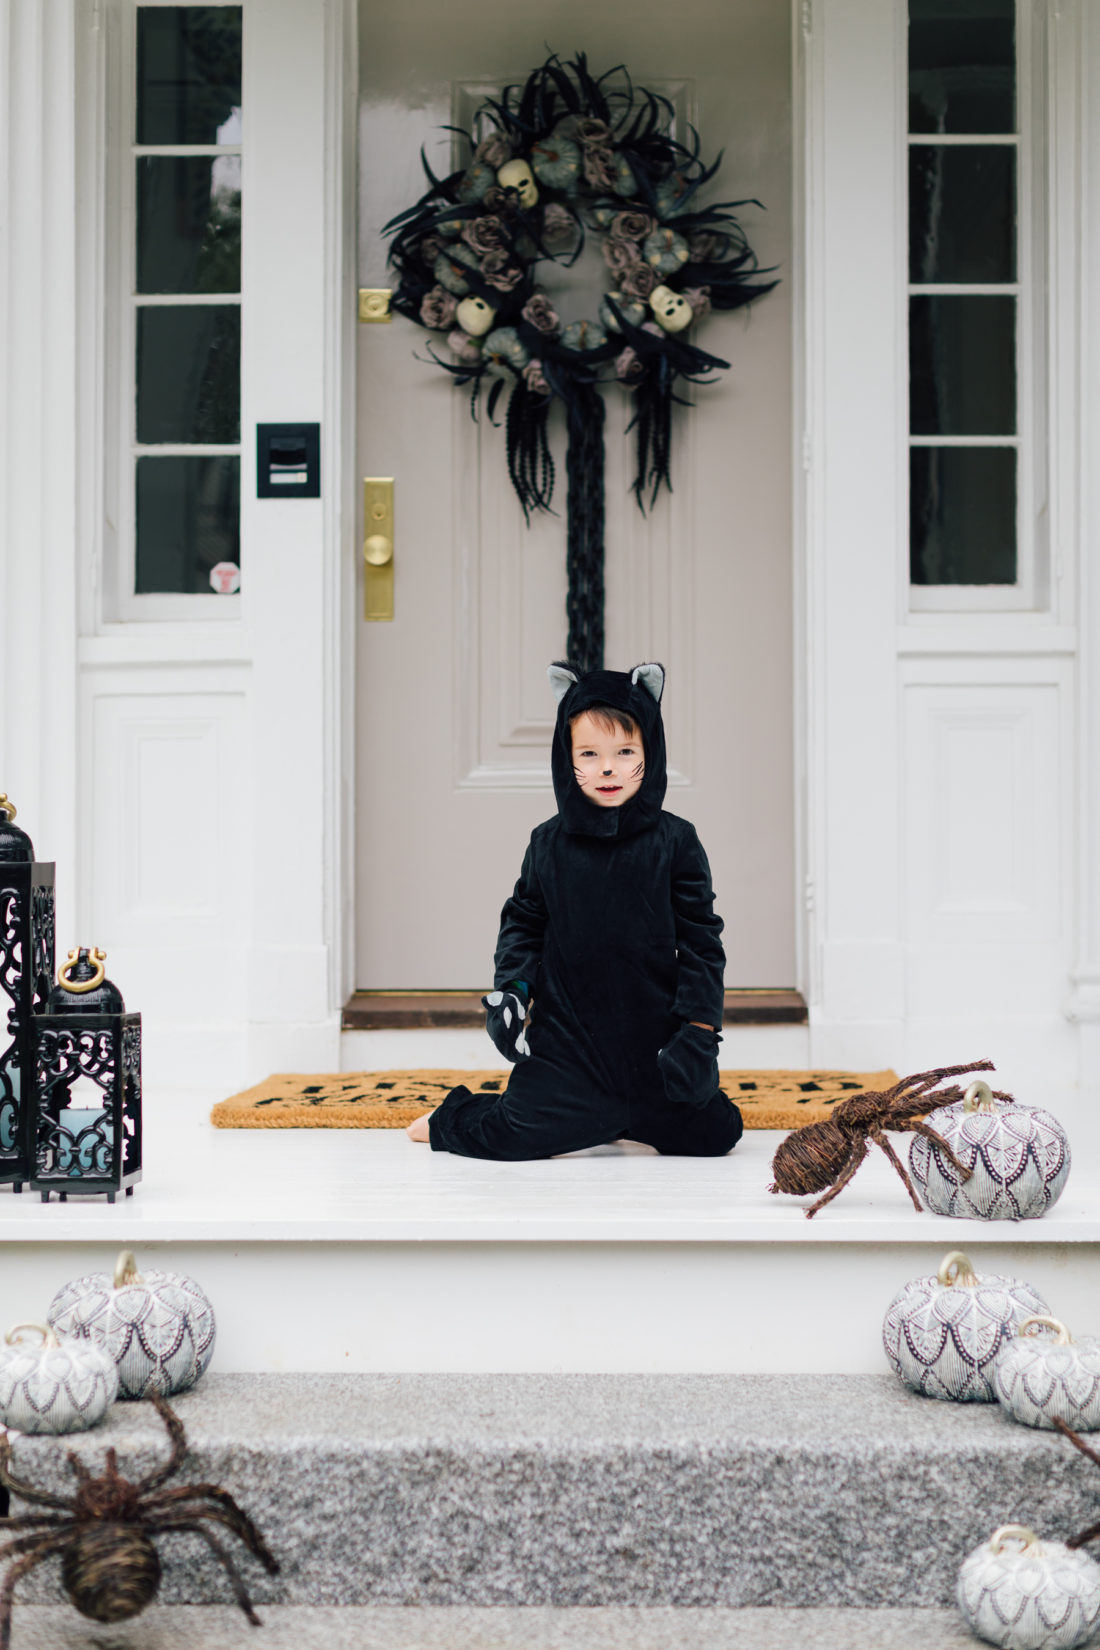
[
  {"x1": 0, "y1": 794, "x2": 15, "y2": 822},
  {"x1": 963, "y1": 1080, "x2": 997, "y2": 1113},
  {"x1": 988, "y1": 1525, "x2": 1040, "y2": 1555},
  {"x1": 1017, "y1": 1314, "x2": 1073, "y2": 1345},
  {"x1": 58, "y1": 947, "x2": 107, "y2": 994},
  {"x1": 5, "y1": 1322, "x2": 61, "y2": 1349},
  {"x1": 937, "y1": 1251, "x2": 980, "y2": 1289}
]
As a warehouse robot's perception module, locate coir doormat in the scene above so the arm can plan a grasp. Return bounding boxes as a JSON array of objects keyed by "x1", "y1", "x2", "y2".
[{"x1": 210, "y1": 1069, "x2": 898, "y2": 1132}]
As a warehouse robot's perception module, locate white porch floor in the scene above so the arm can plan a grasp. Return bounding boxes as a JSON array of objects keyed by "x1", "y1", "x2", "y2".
[{"x1": 1, "y1": 1031, "x2": 1097, "y2": 1374}]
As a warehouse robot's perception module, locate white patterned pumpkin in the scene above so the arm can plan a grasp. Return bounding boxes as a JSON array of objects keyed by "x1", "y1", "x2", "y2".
[
  {"x1": 47, "y1": 1249, "x2": 216, "y2": 1399},
  {"x1": 883, "y1": 1250, "x2": 1049, "y2": 1402},
  {"x1": 909, "y1": 1081, "x2": 1070, "y2": 1221},
  {"x1": 0, "y1": 1322, "x2": 118, "y2": 1434},
  {"x1": 993, "y1": 1316, "x2": 1100, "y2": 1432},
  {"x1": 958, "y1": 1525, "x2": 1100, "y2": 1650}
]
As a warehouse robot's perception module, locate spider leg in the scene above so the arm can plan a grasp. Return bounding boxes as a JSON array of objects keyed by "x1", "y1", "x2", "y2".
[
  {"x1": 134, "y1": 1394, "x2": 189, "y2": 1494},
  {"x1": 1054, "y1": 1417, "x2": 1100, "y2": 1470},
  {"x1": 0, "y1": 1442, "x2": 73, "y2": 1511},
  {"x1": 0, "y1": 1531, "x2": 73, "y2": 1650},
  {"x1": 0, "y1": 1513, "x2": 71, "y2": 1534},
  {"x1": 1068, "y1": 1522, "x2": 1100, "y2": 1551},
  {"x1": 873, "y1": 1131, "x2": 924, "y2": 1212},
  {"x1": 805, "y1": 1137, "x2": 869, "y2": 1218},
  {"x1": 64, "y1": 1450, "x2": 93, "y2": 1485},
  {"x1": 143, "y1": 1487, "x2": 279, "y2": 1574},
  {"x1": 907, "y1": 1119, "x2": 974, "y2": 1181},
  {"x1": 153, "y1": 1520, "x2": 266, "y2": 1625}
]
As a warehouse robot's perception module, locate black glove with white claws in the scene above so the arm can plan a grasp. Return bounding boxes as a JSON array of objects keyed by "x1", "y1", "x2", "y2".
[
  {"x1": 657, "y1": 1022, "x2": 721, "y2": 1107},
  {"x1": 482, "y1": 989, "x2": 531, "y2": 1062}
]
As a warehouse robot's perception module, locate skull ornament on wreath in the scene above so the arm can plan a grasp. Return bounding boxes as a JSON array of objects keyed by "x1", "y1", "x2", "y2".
[{"x1": 384, "y1": 52, "x2": 777, "y2": 670}]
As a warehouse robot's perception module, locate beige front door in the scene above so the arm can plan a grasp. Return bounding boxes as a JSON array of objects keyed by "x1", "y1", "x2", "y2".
[{"x1": 355, "y1": 0, "x2": 794, "y2": 990}]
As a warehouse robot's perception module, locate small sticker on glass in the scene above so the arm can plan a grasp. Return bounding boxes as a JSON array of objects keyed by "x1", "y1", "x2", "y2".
[{"x1": 209, "y1": 561, "x2": 241, "y2": 595}]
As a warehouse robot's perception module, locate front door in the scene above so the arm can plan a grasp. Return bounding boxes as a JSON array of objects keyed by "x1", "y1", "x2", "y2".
[{"x1": 355, "y1": 0, "x2": 794, "y2": 990}]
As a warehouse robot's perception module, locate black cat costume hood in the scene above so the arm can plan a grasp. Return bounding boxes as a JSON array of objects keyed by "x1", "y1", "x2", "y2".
[
  {"x1": 427, "y1": 660, "x2": 741, "y2": 1162},
  {"x1": 548, "y1": 660, "x2": 667, "y2": 840}
]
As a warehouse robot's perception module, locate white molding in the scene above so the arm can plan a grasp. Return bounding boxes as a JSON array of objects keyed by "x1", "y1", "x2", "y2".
[
  {"x1": 791, "y1": 0, "x2": 825, "y2": 1014},
  {"x1": 0, "y1": 0, "x2": 80, "y2": 906},
  {"x1": 323, "y1": 0, "x2": 359, "y2": 1013},
  {"x1": 1068, "y1": 0, "x2": 1100, "y2": 1051}
]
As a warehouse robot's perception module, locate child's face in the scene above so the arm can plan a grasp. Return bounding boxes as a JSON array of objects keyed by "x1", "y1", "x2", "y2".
[{"x1": 570, "y1": 711, "x2": 645, "y2": 808}]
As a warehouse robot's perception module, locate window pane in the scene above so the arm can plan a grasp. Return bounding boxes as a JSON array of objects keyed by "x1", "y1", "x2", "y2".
[
  {"x1": 136, "y1": 455, "x2": 240, "y2": 593},
  {"x1": 910, "y1": 447, "x2": 1016, "y2": 584},
  {"x1": 136, "y1": 305, "x2": 240, "y2": 444},
  {"x1": 910, "y1": 296, "x2": 1015, "y2": 436},
  {"x1": 909, "y1": 0, "x2": 1015, "y2": 135},
  {"x1": 137, "y1": 7, "x2": 242, "y2": 146},
  {"x1": 137, "y1": 156, "x2": 241, "y2": 294},
  {"x1": 909, "y1": 146, "x2": 1015, "y2": 284}
]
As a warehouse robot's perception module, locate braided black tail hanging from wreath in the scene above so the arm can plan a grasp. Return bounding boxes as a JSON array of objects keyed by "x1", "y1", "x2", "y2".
[{"x1": 384, "y1": 53, "x2": 777, "y2": 673}]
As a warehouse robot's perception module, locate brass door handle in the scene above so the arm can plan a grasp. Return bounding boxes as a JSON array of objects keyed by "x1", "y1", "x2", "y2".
[{"x1": 363, "y1": 479, "x2": 394, "y2": 620}]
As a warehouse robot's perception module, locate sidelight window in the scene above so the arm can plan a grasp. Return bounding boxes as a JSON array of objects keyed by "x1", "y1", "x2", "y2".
[
  {"x1": 124, "y1": 5, "x2": 242, "y2": 606},
  {"x1": 907, "y1": 0, "x2": 1039, "y2": 604}
]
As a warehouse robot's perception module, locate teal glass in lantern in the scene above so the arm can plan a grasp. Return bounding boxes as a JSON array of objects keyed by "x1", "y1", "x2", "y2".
[{"x1": 32, "y1": 948, "x2": 142, "y2": 1204}]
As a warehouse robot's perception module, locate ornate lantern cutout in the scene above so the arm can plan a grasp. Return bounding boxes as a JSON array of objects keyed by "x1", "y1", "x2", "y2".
[
  {"x1": 31, "y1": 948, "x2": 142, "y2": 1204},
  {"x1": 0, "y1": 795, "x2": 55, "y2": 1192}
]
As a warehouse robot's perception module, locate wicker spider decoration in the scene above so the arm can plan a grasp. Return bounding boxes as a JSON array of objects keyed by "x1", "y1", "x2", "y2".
[
  {"x1": 0, "y1": 1393, "x2": 279, "y2": 1648},
  {"x1": 769, "y1": 1059, "x2": 1001, "y2": 1220}
]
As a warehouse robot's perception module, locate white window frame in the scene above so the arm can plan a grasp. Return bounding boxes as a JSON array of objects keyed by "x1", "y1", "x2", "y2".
[
  {"x1": 907, "y1": 0, "x2": 1048, "y2": 613},
  {"x1": 104, "y1": 0, "x2": 243, "y2": 623}
]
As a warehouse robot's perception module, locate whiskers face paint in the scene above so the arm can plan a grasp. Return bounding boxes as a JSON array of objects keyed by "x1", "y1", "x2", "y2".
[{"x1": 569, "y1": 710, "x2": 646, "y2": 808}]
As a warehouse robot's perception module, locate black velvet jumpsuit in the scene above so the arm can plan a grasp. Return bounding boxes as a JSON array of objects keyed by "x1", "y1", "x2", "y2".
[{"x1": 429, "y1": 664, "x2": 744, "y2": 1160}]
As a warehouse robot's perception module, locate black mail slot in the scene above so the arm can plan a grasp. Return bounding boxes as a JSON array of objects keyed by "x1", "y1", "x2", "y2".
[{"x1": 257, "y1": 422, "x2": 321, "y2": 498}]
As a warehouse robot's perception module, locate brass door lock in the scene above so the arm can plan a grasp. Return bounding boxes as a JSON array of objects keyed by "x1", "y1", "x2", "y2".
[{"x1": 363, "y1": 478, "x2": 394, "y2": 620}]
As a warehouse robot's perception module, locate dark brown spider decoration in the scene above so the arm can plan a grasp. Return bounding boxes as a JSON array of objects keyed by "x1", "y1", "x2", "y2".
[
  {"x1": 0, "y1": 1392, "x2": 279, "y2": 1648},
  {"x1": 1056, "y1": 1419, "x2": 1100, "y2": 1549},
  {"x1": 769, "y1": 1059, "x2": 1005, "y2": 1219}
]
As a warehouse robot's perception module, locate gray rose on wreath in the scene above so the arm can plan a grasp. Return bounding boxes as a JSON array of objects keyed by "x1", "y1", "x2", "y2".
[
  {"x1": 523, "y1": 359, "x2": 551, "y2": 395},
  {"x1": 619, "y1": 262, "x2": 659, "y2": 300},
  {"x1": 475, "y1": 131, "x2": 513, "y2": 168},
  {"x1": 419, "y1": 286, "x2": 457, "y2": 330},
  {"x1": 447, "y1": 328, "x2": 483, "y2": 363},
  {"x1": 462, "y1": 214, "x2": 507, "y2": 256},
  {"x1": 522, "y1": 293, "x2": 561, "y2": 335},
  {"x1": 480, "y1": 252, "x2": 524, "y2": 291},
  {"x1": 542, "y1": 201, "x2": 578, "y2": 245},
  {"x1": 611, "y1": 210, "x2": 654, "y2": 242},
  {"x1": 602, "y1": 236, "x2": 642, "y2": 276}
]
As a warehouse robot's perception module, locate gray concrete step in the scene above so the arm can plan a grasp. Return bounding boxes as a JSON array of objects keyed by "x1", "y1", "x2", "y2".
[
  {"x1": 5, "y1": 1373, "x2": 1095, "y2": 1612},
  {"x1": 9, "y1": 1605, "x2": 982, "y2": 1649}
]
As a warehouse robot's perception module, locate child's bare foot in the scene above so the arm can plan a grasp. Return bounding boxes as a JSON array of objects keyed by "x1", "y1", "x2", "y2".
[{"x1": 406, "y1": 1111, "x2": 434, "y2": 1142}]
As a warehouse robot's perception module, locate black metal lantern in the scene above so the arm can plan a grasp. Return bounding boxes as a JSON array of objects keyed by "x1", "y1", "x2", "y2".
[
  {"x1": 31, "y1": 947, "x2": 142, "y2": 1203},
  {"x1": 0, "y1": 795, "x2": 55, "y2": 1192}
]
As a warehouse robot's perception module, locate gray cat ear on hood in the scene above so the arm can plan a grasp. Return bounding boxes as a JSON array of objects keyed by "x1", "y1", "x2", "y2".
[
  {"x1": 631, "y1": 662, "x2": 665, "y2": 703},
  {"x1": 547, "y1": 662, "x2": 580, "y2": 703}
]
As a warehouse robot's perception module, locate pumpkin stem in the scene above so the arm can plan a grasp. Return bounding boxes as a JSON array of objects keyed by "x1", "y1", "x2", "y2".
[
  {"x1": 1018, "y1": 1314, "x2": 1073, "y2": 1345},
  {"x1": 113, "y1": 1251, "x2": 143, "y2": 1290},
  {"x1": 937, "y1": 1250, "x2": 979, "y2": 1288},
  {"x1": 4, "y1": 1322, "x2": 60, "y2": 1350},
  {"x1": 989, "y1": 1525, "x2": 1040, "y2": 1554}
]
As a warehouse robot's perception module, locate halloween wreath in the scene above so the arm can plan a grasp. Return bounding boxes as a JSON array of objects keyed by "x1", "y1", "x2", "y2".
[{"x1": 384, "y1": 54, "x2": 776, "y2": 670}]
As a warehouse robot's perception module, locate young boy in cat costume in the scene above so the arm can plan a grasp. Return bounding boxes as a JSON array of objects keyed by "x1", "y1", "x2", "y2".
[{"x1": 407, "y1": 660, "x2": 743, "y2": 1159}]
